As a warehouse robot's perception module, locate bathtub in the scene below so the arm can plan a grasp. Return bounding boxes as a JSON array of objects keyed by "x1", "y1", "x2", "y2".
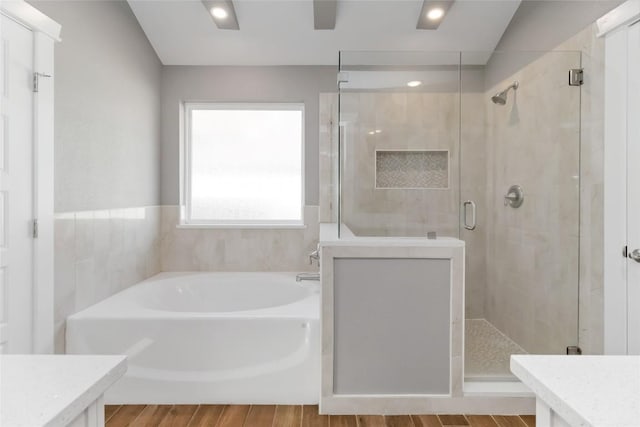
[{"x1": 66, "y1": 272, "x2": 320, "y2": 404}]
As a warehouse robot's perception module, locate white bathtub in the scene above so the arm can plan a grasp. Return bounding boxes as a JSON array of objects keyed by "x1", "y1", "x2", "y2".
[{"x1": 66, "y1": 272, "x2": 320, "y2": 404}]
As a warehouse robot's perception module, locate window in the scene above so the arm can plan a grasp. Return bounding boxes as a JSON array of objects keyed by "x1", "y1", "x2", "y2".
[{"x1": 182, "y1": 103, "x2": 304, "y2": 227}]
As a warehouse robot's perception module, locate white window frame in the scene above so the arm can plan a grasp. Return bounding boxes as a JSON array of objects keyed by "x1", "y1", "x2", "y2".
[{"x1": 180, "y1": 102, "x2": 305, "y2": 228}]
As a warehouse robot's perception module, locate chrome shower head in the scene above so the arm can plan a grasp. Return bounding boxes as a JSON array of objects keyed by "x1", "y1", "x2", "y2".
[
  {"x1": 491, "y1": 92, "x2": 507, "y2": 105},
  {"x1": 491, "y1": 81, "x2": 519, "y2": 105}
]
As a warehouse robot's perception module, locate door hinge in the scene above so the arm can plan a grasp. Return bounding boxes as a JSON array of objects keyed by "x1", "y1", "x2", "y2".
[
  {"x1": 623, "y1": 245, "x2": 629, "y2": 258},
  {"x1": 566, "y1": 345, "x2": 582, "y2": 355},
  {"x1": 32, "y1": 219, "x2": 38, "y2": 239},
  {"x1": 569, "y1": 68, "x2": 584, "y2": 86},
  {"x1": 33, "y1": 72, "x2": 51, "y2": 93}
]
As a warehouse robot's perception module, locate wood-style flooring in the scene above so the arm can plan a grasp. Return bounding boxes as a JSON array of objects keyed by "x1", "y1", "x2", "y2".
[{"x1": 105, "y1": 405, "x2": 535, "y2": 427}]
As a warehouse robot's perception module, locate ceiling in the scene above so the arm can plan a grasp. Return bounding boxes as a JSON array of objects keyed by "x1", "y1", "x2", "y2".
[{"x1": 127, "y1": 0, "x2": 522, "y2": 66}]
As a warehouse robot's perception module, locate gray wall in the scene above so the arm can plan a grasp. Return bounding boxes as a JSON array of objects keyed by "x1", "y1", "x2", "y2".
[
  {"x1": 29, "y1": 0, "x2": 163, "y2": 212},
  {"x1": 485, "y1": 0, "x2": 623, "y2": 87},
  {"x1": 160, "y1": 66, "x2": 336, "y2": 206},
  {"x1": 494, "y1": 0, "x2": 622, "y2": 52},
  {"x1": 29, "y1": 0, "x2": 164, "y2": 352}
]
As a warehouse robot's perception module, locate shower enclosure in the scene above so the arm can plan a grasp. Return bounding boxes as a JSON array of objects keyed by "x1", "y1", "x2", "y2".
[{"x1": 321, "y1": 49, "x2": 582, "y2": 381}]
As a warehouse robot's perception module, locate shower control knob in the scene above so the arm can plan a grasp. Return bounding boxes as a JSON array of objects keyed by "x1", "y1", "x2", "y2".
[
  {"x1": 503, "y1": 185, "x2": 524, "y2": 208},
  {"x1": 629, "y1": 249, "x2": 640, "y2": 263}
]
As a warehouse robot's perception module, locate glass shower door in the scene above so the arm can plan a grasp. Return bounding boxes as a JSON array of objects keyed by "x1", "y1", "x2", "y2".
[{"x1": 461, "y1": 50, "x2": 582, "y2": 380}]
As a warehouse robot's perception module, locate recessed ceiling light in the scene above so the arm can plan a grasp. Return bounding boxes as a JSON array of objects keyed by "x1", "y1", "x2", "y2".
[
  {"x1": 368, "y1": 131, "x2": 375, "y2": 135},
  {"x1": 407, "y1": 80, "x2": 422, "y2": 88},
  {"x1": 427, "y1": 7, "x2": 445, "y2": 21},
  {"x1": 417, "y1": 1, "x2": 453, "y2": 29},
  {"x1": 375, "y1": 129, "x2": 382, "y2": 134},
  {"x1": 203, "y1": 1, "x2": 239, "y2": 30},
  {"x1": 211, "y1": 7, "x2": 228, "y2": 19}
]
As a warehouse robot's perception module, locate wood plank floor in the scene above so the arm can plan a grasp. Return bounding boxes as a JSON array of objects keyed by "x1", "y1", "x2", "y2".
[{"x1": 105, "y1": 405, "x2": 535, "y2": 427}]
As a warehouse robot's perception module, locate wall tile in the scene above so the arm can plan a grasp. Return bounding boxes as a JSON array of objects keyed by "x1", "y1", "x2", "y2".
[
  {"x1": 54, "y1": 206, "x2": 162, "y2": 352},
  {"x1": 159, "y1": 205, "x2": 320, "y2": 272},
  {"x1": 74, "y1": 211, "x2": 94, "y2": 261},
  {"x1": 337, "y1": 90, "x2": 461, "y2": 238},
  {"x1": 483, "y1": 24, "x2": 603, "y2": 355},
  {"x1": 319, "y1": 89, "x2": 487, "y2": 319}
]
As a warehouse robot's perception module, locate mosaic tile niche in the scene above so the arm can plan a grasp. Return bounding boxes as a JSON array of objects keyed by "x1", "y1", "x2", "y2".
[{"x1": 375, "y1": 150, "x2": 449, "y2": 189}]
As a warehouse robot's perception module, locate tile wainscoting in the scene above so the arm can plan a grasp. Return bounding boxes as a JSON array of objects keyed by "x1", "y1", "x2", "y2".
[
  {"x1": 54, "y1": 206, "x2": 162, "y2": 353},
  {"x1": 54, "y1": 205, "x2": 320, "y2": 352},
  {"x1": 159, "y1": 205, "x2": 320, "y2": 272}
]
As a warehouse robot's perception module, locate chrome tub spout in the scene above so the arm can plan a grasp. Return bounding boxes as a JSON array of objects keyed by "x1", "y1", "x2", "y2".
[{"x1": 296, "y1": 273, "x2": 320, "y2": 282}]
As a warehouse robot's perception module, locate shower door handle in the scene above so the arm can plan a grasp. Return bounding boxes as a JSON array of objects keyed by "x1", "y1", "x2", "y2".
[
  {"x1": 629, "y1": 249, "x2": 640, "y2": 263},
  {"x1": 463, "y1": 201, "x2": 477, "y2": 231}
]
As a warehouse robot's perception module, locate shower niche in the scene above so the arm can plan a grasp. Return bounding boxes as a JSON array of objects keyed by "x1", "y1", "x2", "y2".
[{"x1": 375, "y1": 150, "x2": 449, "y2": 189}]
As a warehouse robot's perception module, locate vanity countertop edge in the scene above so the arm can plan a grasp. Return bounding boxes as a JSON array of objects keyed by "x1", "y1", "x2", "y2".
[{"x1": 0, "y1": 354, "x2": 127, "y2": 427}]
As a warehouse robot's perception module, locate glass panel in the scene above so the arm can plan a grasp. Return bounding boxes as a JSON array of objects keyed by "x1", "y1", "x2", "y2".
[
  {"x1": 338, "y1": 51, "x2": 461, "y2": 238},
  {"x1": 461, "y1": 50, "x2": 582, "y2": 380},
  {"x1": 335, "y1": 49, "x2": 582, "y2": 382}
]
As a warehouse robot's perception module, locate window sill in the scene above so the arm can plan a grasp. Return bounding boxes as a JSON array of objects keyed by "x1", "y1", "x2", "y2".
[{"x1": 176, "y1": 223, "x2": 307, "y2": 230}]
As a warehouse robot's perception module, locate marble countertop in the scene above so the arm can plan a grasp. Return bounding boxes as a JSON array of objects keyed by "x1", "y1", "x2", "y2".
[
  {"x1": 511, "y1": 355, "x2": 640, "y2": 427},
  {"x1": 0, "y1": 355, "x2": 127, "y2": 427}
]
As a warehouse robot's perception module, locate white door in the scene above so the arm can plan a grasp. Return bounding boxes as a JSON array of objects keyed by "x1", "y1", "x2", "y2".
[
  {"x1": 627, "y1": 21, "x2": 640, "y2": 355},
  {"x1": 0, "y1": 14, "x2": 35, "y2": 354}
]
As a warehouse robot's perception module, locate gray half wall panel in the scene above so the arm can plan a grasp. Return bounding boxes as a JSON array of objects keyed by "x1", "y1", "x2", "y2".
[{"x1": 333, "y1": 257, "x2": 451, "y2": 395}]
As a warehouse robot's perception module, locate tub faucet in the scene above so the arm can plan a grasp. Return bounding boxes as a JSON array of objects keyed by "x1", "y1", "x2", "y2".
[
  {"x1": 309, "y1": 244, "x2": 320, "y2": 267},
  {"x1": 296, "y1": 272, "x2": 320, "y2": 282}
]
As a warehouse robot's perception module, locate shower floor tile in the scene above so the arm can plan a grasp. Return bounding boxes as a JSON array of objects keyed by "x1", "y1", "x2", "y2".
[{"x1": 465, "y1": 319, "x2": 527, "y2": 380}]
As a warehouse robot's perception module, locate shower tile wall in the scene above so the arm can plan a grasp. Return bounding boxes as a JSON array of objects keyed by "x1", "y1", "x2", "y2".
[
  {"x1": 482, "y1": 24, "x2": 604, "y2": 356},
  {"x1": 319, "y1": 91, "x2": 488, "y2": 319},
  {"x1": 159, "y1": 206, "x2": 319, "y2": 272},
  {"x1": 338, "y1": 91, "x2": 460, "y2": 238},
  {"x1": 54, "y1": 206, "x2": 162, "y2": 352},
  {"x1": 484, "y1": 52, "x2": 581, "y2": 355}
]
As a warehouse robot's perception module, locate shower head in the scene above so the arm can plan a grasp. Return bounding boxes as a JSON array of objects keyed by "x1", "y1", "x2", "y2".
[
  {"x1": 491, "y1": 81, "x2": 519, "y2": 105},
  {"x1": 491, "y1": 92, "x2": 507, "y2": 105}
]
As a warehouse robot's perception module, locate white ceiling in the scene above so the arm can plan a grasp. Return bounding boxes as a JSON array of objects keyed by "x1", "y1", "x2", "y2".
[{"x1": 127, "y1": 0, "x2": 522, "y2": 66}]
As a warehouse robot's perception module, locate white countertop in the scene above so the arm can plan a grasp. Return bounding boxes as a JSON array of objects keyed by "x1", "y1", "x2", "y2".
[
  {"x1": 511, "y1": 355, "x2": 640, "y2": 427},
  {"x1": 319, "y1": 223, "x2": 465, "y2": 247},
  {"x1": 0, "y1": 355, "x2": 127, "y2": 427}
]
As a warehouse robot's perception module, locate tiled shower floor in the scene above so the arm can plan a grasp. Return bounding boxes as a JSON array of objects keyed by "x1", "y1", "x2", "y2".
[{"x1": 465, "y1": 319, "x2": 527, "y2": 380}]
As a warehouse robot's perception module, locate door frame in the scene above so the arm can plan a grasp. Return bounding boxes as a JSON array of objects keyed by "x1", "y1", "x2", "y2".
[
  {"x1": 598, "y1": 0, "x2": 640, "y2": 354},
  {"x1": 1, "y1": 0, "x2": 59, "y2": 353}
]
